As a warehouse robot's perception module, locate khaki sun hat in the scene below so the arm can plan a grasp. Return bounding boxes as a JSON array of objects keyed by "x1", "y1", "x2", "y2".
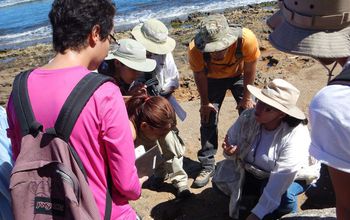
[
  {"x1": 268, "y1": 0, "x2": 350, "y2": 58},
  {"x1": 105, "y1": 39, "x2": 156, "y2": 72},
  {"x1": 247, "y1": 79, "x2": 306, "y2": 120},
  {"x1": 131, "y1": 19, "x2": 176, "y2": 55},
  {"x1": 194, "y1": 14, "x2": 241, "y2": 53}
]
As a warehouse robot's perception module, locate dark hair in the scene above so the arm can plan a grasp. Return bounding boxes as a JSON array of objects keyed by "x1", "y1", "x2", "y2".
[
  {"x1": 283, "y1": 115, "x2": 308, "y2": 127},
  {"x1": 49, "y1": 0, "x2": 116, "y2": 53},
  {"x1": 98, "y1": 59, "x2": 116, "y2": 78},
  {"x1": 126, "y1": 94, "x2": 176, "y2": 133}
]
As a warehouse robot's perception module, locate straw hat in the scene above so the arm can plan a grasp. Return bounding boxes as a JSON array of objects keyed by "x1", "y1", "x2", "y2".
[
  {"x1": 268, "y1": 0, "x2": 350, "y2": 58},
  {"x1": 132, "y1": 19, "x2": 176, "y2": 55},
  {"x1": 247, "y1": 79, "x2": 306, "y2": 120},
  {"x1": 194, "y1": 14, "x2": 241, "y2": 53},
  {"x1": 105, "y1": 39, "x2": 156, "y2": 72}
]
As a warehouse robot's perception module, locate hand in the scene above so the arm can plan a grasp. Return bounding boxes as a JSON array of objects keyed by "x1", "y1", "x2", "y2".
[
  {"x1": 200, "y1": 103, "x2": 217, "y2": 124},
  {"x1": 139, "y1": 176, "x2": 149, "y2": 185},
  {"x1": 222, "y1": 135, "x2": 239, "y2": 156},
  {"x1": 128, "y1": 83, "x2": 147, "y2": 96},
  {"x1": 160, "y1": 86, "x2": 176, "y2": 97},
  {"x1": 246, "y1": 213, "x2": 260, "y2": 220},
  {"x1": 237, "y1": 98, "x2": 255, "y2": 111}
]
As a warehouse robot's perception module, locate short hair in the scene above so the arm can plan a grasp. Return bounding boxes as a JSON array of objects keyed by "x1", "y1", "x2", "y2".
[{"x1": 49, "y1": 0, "x2": 116, "y2": 53}]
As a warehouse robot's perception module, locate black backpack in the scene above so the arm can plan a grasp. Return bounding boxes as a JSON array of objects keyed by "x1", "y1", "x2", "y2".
[{"x1": 10, "y1": 70, "x2": 114, "y2": 220}]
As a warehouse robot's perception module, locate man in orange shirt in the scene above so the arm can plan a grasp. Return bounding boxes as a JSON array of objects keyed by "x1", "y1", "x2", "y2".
[{"x1": 188, "y1": 14, "x2": 260, "y2": 188}]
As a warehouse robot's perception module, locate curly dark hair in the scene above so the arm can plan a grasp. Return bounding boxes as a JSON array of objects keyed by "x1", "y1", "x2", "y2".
[{"x1": 49, "y1": 0, "x2": 116, "y2": 53}]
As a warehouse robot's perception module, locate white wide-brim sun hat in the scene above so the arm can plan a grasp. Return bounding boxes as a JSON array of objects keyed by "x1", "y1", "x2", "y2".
[
  {"x1": 268, "y1": 0, "x2": 350, "y2": 59},
  {"x1": 247, "y1": 79, "x2": 306, "y2": 120},
  {"x1": 132, "y1": 19, "x2": 176, "y2": 55},
  {"x1": 106, "y1": 39, "x2": 156, "y2": 72}
]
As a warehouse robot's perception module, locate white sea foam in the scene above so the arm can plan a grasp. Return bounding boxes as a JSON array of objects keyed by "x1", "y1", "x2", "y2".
[
  {"x1": 115, "y1": 0, "x2": 273, "y2": 30},
  {"x1": 0, "y1": 0, "x2": 38, "y2": 8},
  {"x1": 0, "y1": 26, "x2": 51, "y2": 48},
  {"x1": 0, "y1": 0, "x2": 273, "y2": 50}
]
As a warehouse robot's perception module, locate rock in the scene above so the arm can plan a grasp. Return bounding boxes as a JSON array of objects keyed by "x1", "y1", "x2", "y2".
[
  {"x1": 281, "y1": 208, "x2": 336, "y2": 219},
  {"x1": 171, "y1": 18, "x2": 183, "y2": 28}
]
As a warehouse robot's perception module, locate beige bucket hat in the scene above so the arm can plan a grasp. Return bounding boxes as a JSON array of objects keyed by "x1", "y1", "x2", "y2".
[
  {"x1": 131, "y1": 19, "x2": 176, "y2": 55},
  {"x1": 105, "y1": 39, "x2": 156, "y2": 72},
  {"x1": 268, "y1": 0, "x2": 350, "y2": 58},
  {"x1": 247, "y1": 79, "x2": 306, "y2": 120},
  {"x1": 194, "y1": 14, "x2": 241, "y2": 53}
]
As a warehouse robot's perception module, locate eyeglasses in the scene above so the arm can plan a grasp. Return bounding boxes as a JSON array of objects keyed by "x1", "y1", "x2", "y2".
[
  {"x1": 256, "y1": 100, "x2": 278, "y2": 113},
  {"x1": 108, "y1": 33, "x2": 117, "y2": 44}
]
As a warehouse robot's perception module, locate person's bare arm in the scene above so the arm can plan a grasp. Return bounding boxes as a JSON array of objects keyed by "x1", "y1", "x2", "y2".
[
  {"x1": 194, "y1": 70, "x2": 217, "y2": 123},
  {"x1": 238, "y1": 59, "x2": 257, "y2": 110},
  {"x1": 328, "y1": 166, "x2": 350, "y2": 220},
  {"x1": 194, "y1": 70, "x2": 209, "y2": 105}
]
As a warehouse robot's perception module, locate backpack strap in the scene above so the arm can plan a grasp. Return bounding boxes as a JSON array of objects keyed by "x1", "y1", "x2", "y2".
[
  {"x1": 104, "y1": 169, "x2": 113, "y2": 220},
  {"x1": 328, "y1": 67, "x2": 350, "y2": 86},
  {"x1": 12, "y1": 70, "x2": 43, "y2": 137},
  {"x1": 52, "y1": 72, "x2": 114, "y2": 220},
  {"x1": 234, "y1": 27, "x2": 243, "y2": 60},
  {"x1": 53, "y1": 72, "x2": 114, "y2": 141}
]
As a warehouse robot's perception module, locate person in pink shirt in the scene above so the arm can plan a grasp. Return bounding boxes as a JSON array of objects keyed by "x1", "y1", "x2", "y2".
[{"x1": 6, "y1": 0, "x2": 144, "y2": 219}]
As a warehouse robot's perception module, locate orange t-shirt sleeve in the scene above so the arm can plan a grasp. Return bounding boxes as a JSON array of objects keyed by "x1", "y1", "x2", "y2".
[
  {"x1": 188, "y1": 40, "x2": 205, "y2": 72},
  {"x1": 241, "y1": 28, "x2": 261, "y2": 63}
]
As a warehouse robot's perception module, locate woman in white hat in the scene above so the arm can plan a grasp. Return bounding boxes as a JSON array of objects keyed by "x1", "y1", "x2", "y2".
[
  {"x1": 268, "y1": 0, "x2": 350, "y2": 219},
  {"x1": 212, "y1": 79, "x2": 320, "y2": 220},
  {"x1": 98, "y1": 38, "x2": 156, "y2": 96}
]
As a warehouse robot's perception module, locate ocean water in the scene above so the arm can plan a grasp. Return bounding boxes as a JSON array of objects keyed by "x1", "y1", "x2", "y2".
[{"x1": 0, "y1": 0, "x2": 272, "y2": 50}]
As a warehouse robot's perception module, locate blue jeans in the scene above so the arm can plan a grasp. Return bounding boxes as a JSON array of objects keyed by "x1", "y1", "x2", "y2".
[
  {"x1": 198, "y1": 77, "x2": 244, "y2": 171},
  {"x1": 242, "y1": 171, "x2": 310, "y2": 220}
]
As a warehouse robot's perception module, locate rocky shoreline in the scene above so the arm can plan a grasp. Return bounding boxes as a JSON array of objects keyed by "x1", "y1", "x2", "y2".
[{"x1": 0, "y1": 2, "x2": 281, "y2": 106}]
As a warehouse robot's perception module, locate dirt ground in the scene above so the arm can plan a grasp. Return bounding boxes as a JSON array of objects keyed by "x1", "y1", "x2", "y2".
[{"x1": 0, "y1": 2, "x2": 336, "y2": 219}]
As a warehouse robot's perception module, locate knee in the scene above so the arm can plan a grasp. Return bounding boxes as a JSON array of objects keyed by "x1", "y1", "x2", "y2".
[{"x1": 281, "y1": 191, "x2": 298, "y2": 213}]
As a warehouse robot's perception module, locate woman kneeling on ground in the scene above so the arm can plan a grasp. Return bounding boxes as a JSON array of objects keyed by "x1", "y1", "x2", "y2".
[
  {"x1": 126, "y1": 94, "x2": 192, "y2": 198},
  {"x1": 212, "y1": 79, "x2": 320, "y2": 220}
]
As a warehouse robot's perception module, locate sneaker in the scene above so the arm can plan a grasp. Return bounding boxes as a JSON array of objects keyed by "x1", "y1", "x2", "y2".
[
  {"x1": 192, "y1": 169, "x2": 214, "y2": 188},
  {"x1": 176, "y1": 186, "x2": 192, "y2": 199}
]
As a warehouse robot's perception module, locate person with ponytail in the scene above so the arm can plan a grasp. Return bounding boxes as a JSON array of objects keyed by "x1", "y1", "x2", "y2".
[{"x1": 126, "y1": 94, "x2": 192, "y2": 198}]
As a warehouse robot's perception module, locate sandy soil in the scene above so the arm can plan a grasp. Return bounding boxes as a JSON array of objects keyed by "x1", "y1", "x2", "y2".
[{"x1": 0, "y1": 2, "x2": 336, "y2": 219}]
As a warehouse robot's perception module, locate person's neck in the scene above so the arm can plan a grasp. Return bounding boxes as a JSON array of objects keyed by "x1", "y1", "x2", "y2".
[
  {"x1": 262, "y1": 118, "x2": 282, "y2": 131},
  {"x1": 43, "y1": 49, "x2": 91, "y2": 70}
]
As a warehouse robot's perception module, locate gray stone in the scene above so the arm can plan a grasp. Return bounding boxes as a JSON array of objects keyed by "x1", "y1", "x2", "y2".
[{"x1": 281, "y1": 208, "x2": 336, "y2": 220}]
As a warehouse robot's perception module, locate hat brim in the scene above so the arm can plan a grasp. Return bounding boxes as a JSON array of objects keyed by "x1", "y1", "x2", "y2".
[
  {"x1": 194, "y1": 27, "x2": 240, "y2": 53},
  {"x1": 268, "y1": 10, "x2": 350, "y2": 58},
  {"x1": 247, "y1": 85, "x2": 306, "y2": 120},
  {"x1": 105, "y1": 53, "x2": 156, "y2": 72},
  {"x1": 131, "y1": 24, "x2": 176, "y2": 55}
]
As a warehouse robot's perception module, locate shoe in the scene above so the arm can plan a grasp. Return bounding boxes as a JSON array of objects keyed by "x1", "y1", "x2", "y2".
[
  {"x1": 176, "y1": 186, "x2": 192, "y2": 199},
  {"x1": 192, "y1": 169, "x2": 214, "y2": 188}
]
